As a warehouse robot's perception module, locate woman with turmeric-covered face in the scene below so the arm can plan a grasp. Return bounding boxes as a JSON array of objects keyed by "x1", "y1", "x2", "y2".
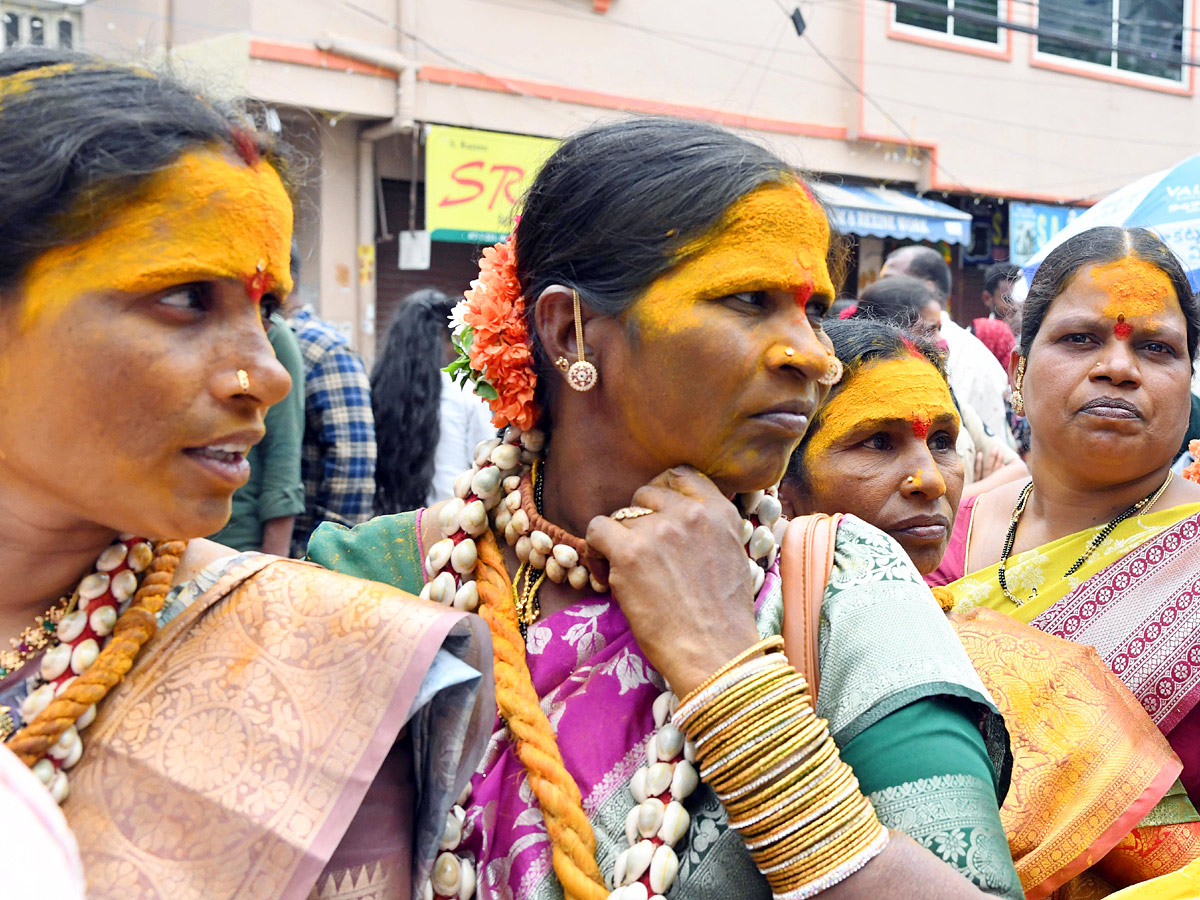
[
  {"x1": 311, "y1": 117, "x2": 1025, "y2": 899},
  {"x1": 938, "y1": 227, "x2": 1200, "y2": 896},
  {"x1": 0, "y1": 49, "x2": 491, "y2": 900}
]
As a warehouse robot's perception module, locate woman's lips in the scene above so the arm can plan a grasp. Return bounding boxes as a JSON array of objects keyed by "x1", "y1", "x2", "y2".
[
  {"x1": 1079, "y1": 396, "x2": 1141, "y2": 419},
  {"x1": 889, "y1": 516, "x2": 950, "y2": 543},
  {"x1": 183, "y1": 444, "x2": 251, "y2": 485}
]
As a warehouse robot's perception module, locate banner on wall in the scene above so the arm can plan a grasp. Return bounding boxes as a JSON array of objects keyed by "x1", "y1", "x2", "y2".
[
  {"x1": 424, "y1": 125, "x2": 560, "y2": 244},
  {"x1": 1008, "y1": 201, "x2": 1082, "y2": 266}
]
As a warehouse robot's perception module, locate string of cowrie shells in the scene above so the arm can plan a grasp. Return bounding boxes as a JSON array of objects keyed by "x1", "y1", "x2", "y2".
[
  {"x1": 5, "y1": 535, "x2": 154, "y2": 804},
  {"x1": 419, "y1": 425, "x2": 788, "y2": 899}
]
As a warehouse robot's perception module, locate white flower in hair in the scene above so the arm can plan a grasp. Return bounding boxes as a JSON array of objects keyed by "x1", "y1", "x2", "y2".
[{"x1": 449, "y1": 298, "x2": 471, "y2": 337}]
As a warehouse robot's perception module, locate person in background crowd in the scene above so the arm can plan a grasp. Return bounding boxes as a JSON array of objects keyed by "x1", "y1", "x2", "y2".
[
  {"x1": 853, "y1": 274, "x2": 943, "y2": 337},
  {"x1": 287, "y1": 288, "x2": 377, "y2": 556},
  {"x1": 209, "y1": 311, "x2": 306, "y2": 554},
  {"x1": 853, "y1": 277, "x2": 1027, "y2": 501},
  {"x1": 980, "y1": 262, "x2": 1019, "y2": 323},
  {"x1": 372, "y1": 288, "x2": 495, "y2": 515},
  {"x1": 881, "y1": 245, "x2": 1011, "y2": 445},
  {"x1": 971, "y1": 263, "x2": 1020, "y2": 369}
]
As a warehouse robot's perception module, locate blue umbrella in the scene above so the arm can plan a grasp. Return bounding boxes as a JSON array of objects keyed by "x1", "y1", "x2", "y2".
[{"x1": 1017, "y1": 153, "x2": 1200, "y2": 297}]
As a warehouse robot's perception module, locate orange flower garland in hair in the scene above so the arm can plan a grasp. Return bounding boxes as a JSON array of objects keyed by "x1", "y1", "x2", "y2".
[{"x1": 447, "y1": 236, "x2": 540, "y2": 431}]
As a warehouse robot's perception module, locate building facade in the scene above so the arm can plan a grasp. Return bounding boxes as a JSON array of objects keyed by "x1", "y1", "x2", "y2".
[{"x1": 11, "y1": 0, "x2": 1196, "y2": 353}]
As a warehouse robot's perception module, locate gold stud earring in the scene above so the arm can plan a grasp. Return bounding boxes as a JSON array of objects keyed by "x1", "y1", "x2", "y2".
[
  {"x1": 817, "y1": 354, "x2": 843, "y2": 386},
  {"x1": 236, "y1": 369, "x2": 251, "y2": 392},
  {"x1": 1012, "y1": 356, "x2": 1026, "y2": 417},
  {"x1": 554, "y1": 356, "x2": 570, "y2": 372},
  {"x1": 566, "y1": 289, "x2": 598, "y2": 392}
]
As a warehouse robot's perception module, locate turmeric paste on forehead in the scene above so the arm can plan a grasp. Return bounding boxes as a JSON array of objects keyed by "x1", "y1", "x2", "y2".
[
  {"x1": 805, "y1": 356, "x2": 958, "y2": 462},
  {"x1": 19, "y1": 147, "x2": 293, "y2": 329},
  {"x1": 1091, "y1": 255, "x2": 1175, "y2": 331},
  {"x1": 631, "y1": 183, "x2": 834, "y2": 337}
]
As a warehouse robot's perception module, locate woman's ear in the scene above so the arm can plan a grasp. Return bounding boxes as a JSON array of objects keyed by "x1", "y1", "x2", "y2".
[
  {"x1": 777, "y1": 472, "x2": 812, "y2": 519},
  {"x1": 533, "y1": 285, "x2": 581, "y2": 377}
]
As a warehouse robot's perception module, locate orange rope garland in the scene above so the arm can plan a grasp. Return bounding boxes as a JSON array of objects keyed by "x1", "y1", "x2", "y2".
[
  {"x1": 8, "y1": 539, "x2": 186, "y2": 766},
  {"x1": 474, "y1": 528, "x2": 609, "y2": 900}
]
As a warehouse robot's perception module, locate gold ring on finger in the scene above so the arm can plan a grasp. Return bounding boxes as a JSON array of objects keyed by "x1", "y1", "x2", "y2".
[{"x1": 611, "y1": 506, "x2": 656, "y2": 522}]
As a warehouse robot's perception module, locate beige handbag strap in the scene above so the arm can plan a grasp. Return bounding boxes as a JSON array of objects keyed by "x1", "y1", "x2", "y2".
[{"x1": 779, "y1": 513, "x2": 842, "y2": 705}]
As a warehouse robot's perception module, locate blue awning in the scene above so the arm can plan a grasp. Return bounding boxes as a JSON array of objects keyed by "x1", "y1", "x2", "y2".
[{"x1": 811, "y1": 184, "x2": 972, "y2": 246}]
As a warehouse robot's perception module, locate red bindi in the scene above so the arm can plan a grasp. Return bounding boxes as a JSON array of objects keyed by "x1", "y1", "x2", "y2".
[
  {"x1": 1114, "y1": 314, "x2": 1133, "y2": 340},
  {"x1": 912, "y1": 415, "x2": 930, "y2": 439},
  {"x1": 230, "y1": 128, "x2": 261, "y2": 166},
  {"x1": 794, "y1": 280, "x2": 813, "y2": 306},
  {"x1": 244, "y1": 269, "x2": 272, "y2": 305}
]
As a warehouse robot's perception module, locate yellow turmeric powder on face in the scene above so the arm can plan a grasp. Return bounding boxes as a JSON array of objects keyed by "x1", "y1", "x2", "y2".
[
  {"x1": 19, "y1": 147, "x2": 293, "y2": 329},
  {"x1": 805, "y1": 355, "x2": 958, "y2": 462},
  {"x1": 1091, "y1": 255, "x2": 1175, "y2": 334},
  {"x1": 630, "y1": 182, "x2": 834, "y2": 338}
]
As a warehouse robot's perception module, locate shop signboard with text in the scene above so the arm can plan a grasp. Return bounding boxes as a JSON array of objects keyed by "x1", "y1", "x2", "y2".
[
  {"x1": 425, "y1": 125, "x2": 559, "y2": 244},
  {"x1": 1008, "y1": 201, "x2": 1082, "y2": 266}
]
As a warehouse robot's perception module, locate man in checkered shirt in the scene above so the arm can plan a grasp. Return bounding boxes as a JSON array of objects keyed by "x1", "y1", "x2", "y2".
[{"x1": 287, "y1": 306, "x2": 377, "y2": 557}]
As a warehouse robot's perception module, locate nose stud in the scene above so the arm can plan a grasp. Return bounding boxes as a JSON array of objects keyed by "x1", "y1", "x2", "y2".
[
  {"x1": 236, "y1": 369, "x2": 251, "y2": 392},
  {"x1": 784, "y1": 347, "x2": 795, "y2": 358}
]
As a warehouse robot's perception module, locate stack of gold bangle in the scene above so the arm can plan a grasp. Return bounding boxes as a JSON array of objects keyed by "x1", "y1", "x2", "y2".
[{"x1": 673, "y1": 636, "x2": 888, "y2": 899}]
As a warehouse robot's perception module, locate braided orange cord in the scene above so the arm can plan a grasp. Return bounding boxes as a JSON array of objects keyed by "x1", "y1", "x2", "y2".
[
  {"x1": 8, "y1": 539, "x2": 187, "y2": 767},
  {"x1": 474, "y1": 529, "x2": 609, "y2": 900}
]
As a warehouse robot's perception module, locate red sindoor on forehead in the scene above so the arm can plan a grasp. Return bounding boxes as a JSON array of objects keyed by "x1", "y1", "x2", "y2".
[
  {"x1": 1114, "y1": 314, "x2": 1134, "y2": 340},
  {"x1": 244, "y1": 270, "x2": 273, "y2": 305},
  {"x1": 794, "y1": 279, "x2": 814, "y2": 306},
  {"x1": 912, "y1": 415, "x2": 930, "y2": 439}
]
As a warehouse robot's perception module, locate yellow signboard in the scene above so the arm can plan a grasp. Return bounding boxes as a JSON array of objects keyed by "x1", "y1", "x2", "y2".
[{"x1": 425, "y1": 125, "x2": 560, "y2": 244}]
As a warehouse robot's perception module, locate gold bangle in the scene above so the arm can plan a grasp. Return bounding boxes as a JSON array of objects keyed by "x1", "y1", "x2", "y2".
[
  {"x1": 719, "y1": 722, "x2": 831, "y2": 806},
  {"x1": 708, "y1": 724, "x2": 836, "y2": 794},
  {"x1": 758, "y1": 800, "x2": 877, "y2": 873},
  {"x1": 735, "y1": 765, "x2": 857, "y2": 839},
  {"x1": 684, "y1": 661, "x2": 794, "y2": 735},
  {"x1": 678, "y1": 635, "x2": 784, "y2": 709},
  {"x1": 748, "y1": 774, "x2": 863, "y2": 851},
  {"x1": 719, "y1": 735, "x2": 841, "y2": 821},
  {"x1": 701, "y1": 714, "x2": 811, "y2": 779},
  {"x1": 767, "y1": 808, "x2": 882, "y2": 881},
  {"x1": 695, "y1": 680, "x2": 801, "y2": 750}
]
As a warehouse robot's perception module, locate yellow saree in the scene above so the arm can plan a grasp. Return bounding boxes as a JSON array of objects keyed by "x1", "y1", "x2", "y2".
[
  {"x1": 947, "y1": 502, "x2": 1200, "y2": 898},
  {"x1": 950, "y1": 502, "x2": 1200, "y2": 623}
]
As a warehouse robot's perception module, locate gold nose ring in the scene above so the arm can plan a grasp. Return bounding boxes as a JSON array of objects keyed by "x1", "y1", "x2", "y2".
[{"x1": 236, "y1": 369, "x2": 251, "y2": 392}]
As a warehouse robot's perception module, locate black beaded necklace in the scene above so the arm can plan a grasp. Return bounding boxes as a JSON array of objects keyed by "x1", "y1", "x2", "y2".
[{"x1": 997, "y1": 473, "x2": 1173, "y2": 606}]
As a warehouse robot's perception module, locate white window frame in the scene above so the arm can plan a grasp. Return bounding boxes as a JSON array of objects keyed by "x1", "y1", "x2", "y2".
[
  {"x1": 1033, "y1": 0, "x2": 1190, "y2": 86},
  {"x1": 0, "y1": 2, "x2": 80, "y2": 50},
  {"x1": 890, "y1": 0, "x2": 1010, "y2": 52}
]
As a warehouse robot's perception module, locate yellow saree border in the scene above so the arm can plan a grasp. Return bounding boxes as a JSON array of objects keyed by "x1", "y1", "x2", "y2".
[{"x1": 949, "y1": 502, "x2": 1200, "y2": 623}]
